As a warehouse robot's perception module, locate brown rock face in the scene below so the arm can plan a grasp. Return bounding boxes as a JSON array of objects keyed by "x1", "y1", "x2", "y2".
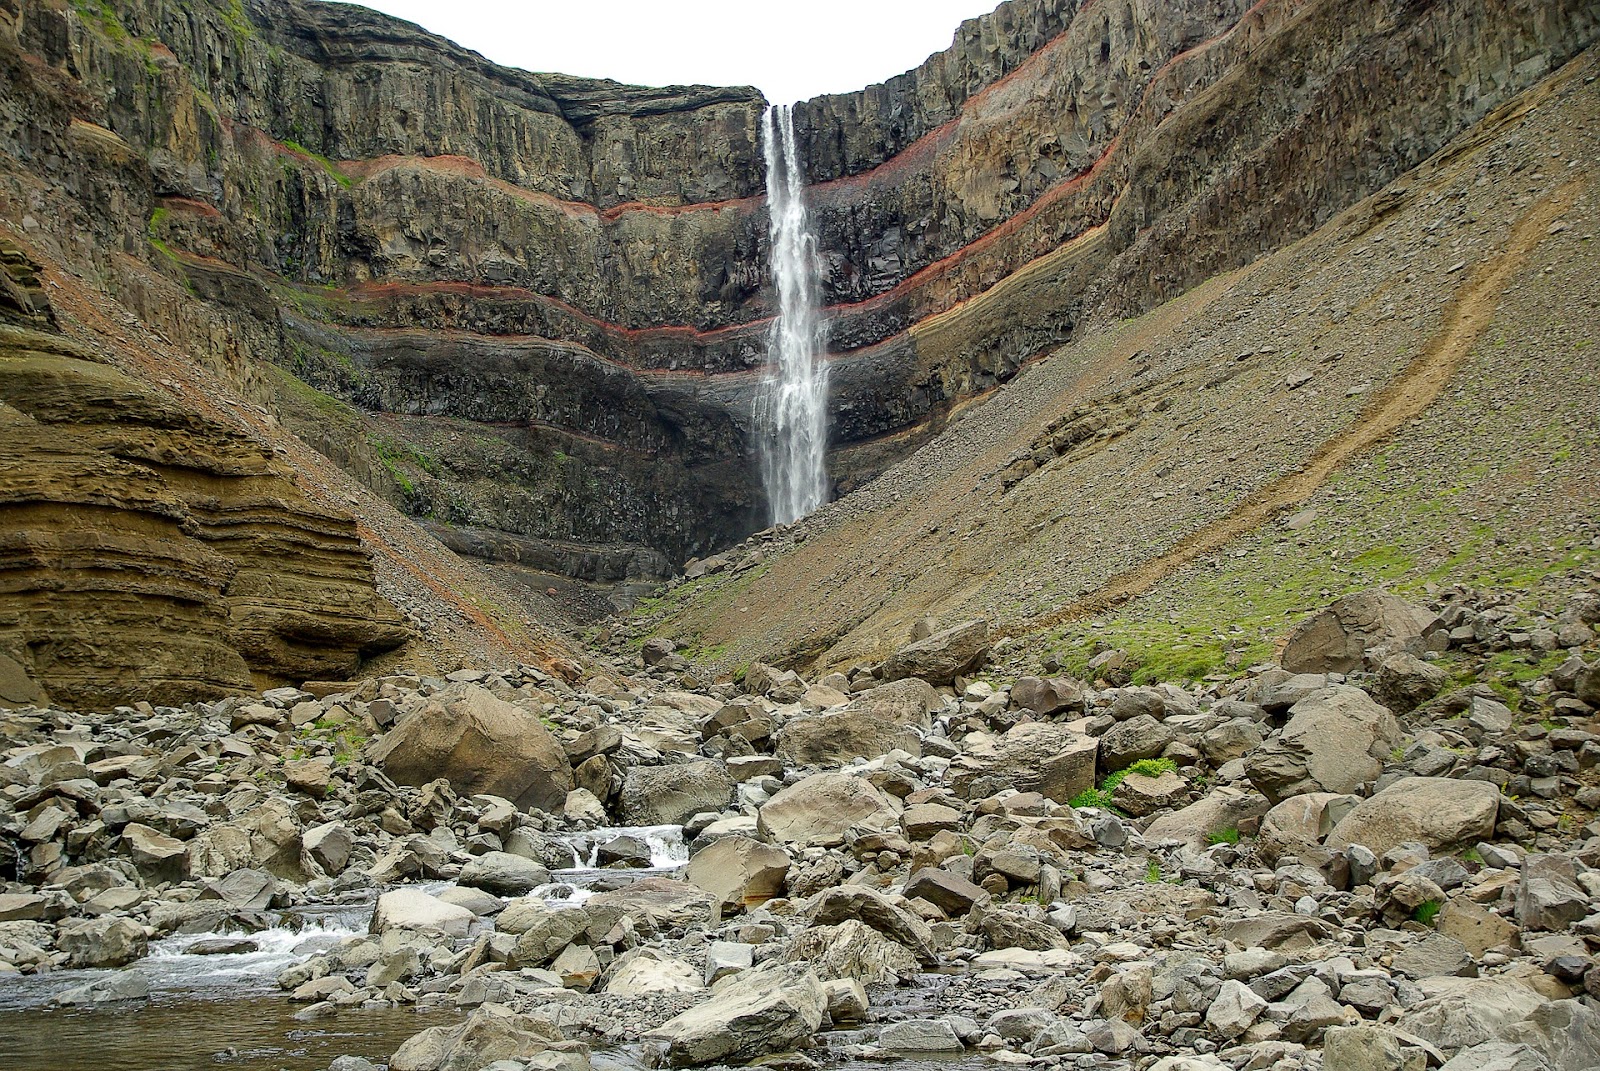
[
  {"x1": 368, "y1": 683, "x2": 574, "y2": 812},
  {"x1": 0, "y1": 303, "x2": 409, "y2": 708}
]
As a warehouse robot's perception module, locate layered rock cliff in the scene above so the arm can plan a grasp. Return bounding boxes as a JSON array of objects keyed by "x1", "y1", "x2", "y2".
[{"x1": 0, "y1": 0, "x2": 1596, "y2": 699}]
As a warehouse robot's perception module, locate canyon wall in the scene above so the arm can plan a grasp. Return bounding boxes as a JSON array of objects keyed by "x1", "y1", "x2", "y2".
[{"x1": 0, "y1": 0, "x2": 1596, "y2": 701}]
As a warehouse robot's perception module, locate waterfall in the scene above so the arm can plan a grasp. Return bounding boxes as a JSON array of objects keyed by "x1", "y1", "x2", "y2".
[{"x1": 755, "y1": 104, "x2": 829, "y2": 526}]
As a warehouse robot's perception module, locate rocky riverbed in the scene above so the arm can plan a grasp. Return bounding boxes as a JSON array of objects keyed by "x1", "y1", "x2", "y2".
[{"x1": 3, "y1": 586, "x2": 1600, "y2": 1071}]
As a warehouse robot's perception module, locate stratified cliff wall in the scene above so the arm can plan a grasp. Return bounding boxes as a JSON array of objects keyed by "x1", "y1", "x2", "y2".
[{"x1": 1, "y1": 0, "x2": 1597, "y2": 598}]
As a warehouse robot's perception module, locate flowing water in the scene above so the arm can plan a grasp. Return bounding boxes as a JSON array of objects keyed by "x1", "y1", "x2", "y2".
[
  {"x1": 755, "y1": 104, "x2": 830, "y2": 526},
  {"x1": 0, "y1": 825, "x2": 688, "y2": 1069}
]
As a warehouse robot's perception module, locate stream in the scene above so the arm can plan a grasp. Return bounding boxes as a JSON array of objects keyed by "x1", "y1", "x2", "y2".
[{"x1": 0, "y1": 825, "x2": 688, "y2": 1070}]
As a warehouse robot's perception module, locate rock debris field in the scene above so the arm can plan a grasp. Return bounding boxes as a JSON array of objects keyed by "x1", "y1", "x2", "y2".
[{"x1": 4, "y1": 585, "x2": 1600, "y2": 1071}]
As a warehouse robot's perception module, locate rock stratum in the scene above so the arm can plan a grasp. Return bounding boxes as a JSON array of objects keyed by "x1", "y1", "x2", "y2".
[{"x1": 5, "y1": 0, "x2": 1595, "y2": 603}]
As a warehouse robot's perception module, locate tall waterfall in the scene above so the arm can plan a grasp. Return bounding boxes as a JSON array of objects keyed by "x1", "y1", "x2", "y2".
[{"x1": 755, "y1": 105, "x2": 829, "y2": 526}]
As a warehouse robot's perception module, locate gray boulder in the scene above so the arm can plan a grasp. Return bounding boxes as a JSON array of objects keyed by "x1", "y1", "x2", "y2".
[
  {"x1": 949, "y1": 721, "x2": 1097, "y2": 803},
  {"x1": 1325, "y1": 777, "x2": 1500, "y2": 856},
  {"x1": 684, "y1": 835, "x2": 789, "y2": 910},
  {"x1": 619, "y1": 761, "x2": 734, "y2": 826},
  {"x1": 1280, "y1": 590, "x2": 1438, "y2": 673},
  {"x1": 1011, "y1": 676, "x2": 1087, "y2": 716},
  {"x1": 56, "y1": 916, "x2": 146, "y2": 968},
  {"x1": 368, "y1": 684, "x2": 573, "y2": 812},
  {"x1": 757, "y1": 772, "x2": 899, "y2": 847},
  {"x1": 646, "y1": 964, "x2": 825, "y2": 1067},
  {"x1": 459, "y1": 852, "x2": 552, "y2": 896},
  {"x1": 775, "y1": 678, "x2": 938, "y2": 766},
  {"x1": 880, "y1": 619, "x2": 990, "y2": 685},
  {"x1": 1245, "y1": 686, "x2": 1401, "y2": 804}
]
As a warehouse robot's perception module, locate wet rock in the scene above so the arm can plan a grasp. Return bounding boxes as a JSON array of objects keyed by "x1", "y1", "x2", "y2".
[
  {"x1": 368, "y1": 684, "x2": 573, "y2": 812},
  {"x1": 51, "y1": 971, "x2": 150, "y2": 1005},
  {"x1": 646, "y1": 964, "x2": 825, "y2": 1067},
  {"x1": 459, "y1": 852, "x2": 552, "y2": 896}
]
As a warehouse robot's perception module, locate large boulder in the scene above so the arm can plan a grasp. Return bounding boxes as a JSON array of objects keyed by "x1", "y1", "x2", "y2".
[
  {"x1": 775, "y1": 678, "x2": 939, "y2": 766},
  {"x1": 805, "y1": 887, "x2": 937, "y2": 962},
  {"x1": 782, "y1": 919, "x2": 919, "y2": 985},
  {"x1": 1516, "y1": 855, "x2": 1591, "y2": 933},
  {"x1": 1144, "y1": 789, "x2": 1272, "y2": 850},
  {"x1": 684, "y1": 835, "x2": 789, "y2": 909},
  {"x1": 371, "y1": 889, "x2": 474, "y2": 938},
  {"x1": 880, "y1": 619, "x2": 990, "y2": 685},
  {"x1": 619, "y1": 761, "x2": 735, "y2": 826},
  {"x1": 1258, "y1": 792, "x2": 1359, "y2": 862},
  {"x1": 1280, "y1": 591, "x2": 1438, "y2": 673},
  {"x1": 949, "y1": 722, "x2": 1097, "y2": 803},
  {"x1": 1326, "y1": 777, "x2": 1500, "y2": 857},
  {"x1": 1010, "y1": 676, "x2": 1087, "y2": 716},
  {"x1": 57, "y1": 916, "x2": 146, "y2": 968},
  {"x1": 646, "y1": 964, "x2": 825, "y2": 1067},
  {"x1": 758, "y1": 772, "x2": 900, "y2": 847},
  {"x1": 458, "y1": 852, "x2": 551, "y2": 896},
  {"x1": 391, "y1": 1006, "x2": 587, "y2": 1071},
  {"x1": 368, "y1": 684, "x2": 572, "y2": 812},
  {"x1": 1245, "y1": 686, "x2": 1401, "y2": 804}
]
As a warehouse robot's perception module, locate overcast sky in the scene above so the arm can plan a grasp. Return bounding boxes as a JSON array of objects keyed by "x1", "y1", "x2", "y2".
[{"x1": 349, "y1": 0, "x2": 1006, "y2": 106}]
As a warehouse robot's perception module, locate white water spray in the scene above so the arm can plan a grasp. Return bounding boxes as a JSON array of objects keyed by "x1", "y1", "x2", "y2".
[{"x1": 755, "y1": 104, "x2": 829, "y2": 526}]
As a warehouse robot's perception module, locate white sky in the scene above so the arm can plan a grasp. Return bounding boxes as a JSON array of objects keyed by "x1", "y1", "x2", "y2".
[{"x1": 348, "y1": 0, "x2": 1006, "y2": 106}]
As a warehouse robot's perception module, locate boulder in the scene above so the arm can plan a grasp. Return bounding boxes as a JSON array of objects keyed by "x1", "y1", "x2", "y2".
[
  {"x1": 301, "y1": 821, "x2": 354, "y2": 876},
  {"x1": 121, "y1": 822, "x2": 189, "y2": 883},
  {"x1": 1374, "y1": 653, "x2": 1449, "y2": 713},
  {"x1": 775, "y1": 678, "x2": 938, "y2": 766},
  {"x1": 1323, "y1": 1024, "x2": 1432, "y2": 1071},
  {"x1": 459, "y1": 852, "x2": 551, "y2": 896},
  {"x1": 1206, "y1": 979, "x2": 1268, "y2": 1039},
  {"x1": 757, "y1": 772, "x2": 900, "y2": 847},
  {"x1": 1258, "y1": 792, "x2": 1359, "y2": 862},
  {"x1": 1516, "y1": 855, "x2": 1591, "y2": 933},
  {"x1": 371, "y1": 889, "x2": 474, "y2": 938},
  {"x1": 368, "y1": 684, "x2": 572, "y2": 812},
  {"x1": 57, "y1": 916, "x2": 146, "y2": 968},
  {"x1": 646, "y1": 964, "x2": 825, "y2": 1067},
  {"x1": 1011, "y1": 676, "x2": 1087, "y2": 716},
  {"x1": 606, "y1": 950, "x2": 703, "y2": 996},
  {"x1": 806, "y1": 886, "x2": 936, "y2": 962},
  {"x1": 1143, "y1": 789, "x2": 1271, "y2": 850},
  {"x1": 782, "y1": 918, "x2": 919, "y2": 985},
  {"x1": 879, "y1": 1019, "x2": 964, "y2": 1052},
  {"x1": 1280, "y1": 591, "x2": 1438, "y2": 673},
  {"x1": 1326, "y1": 777, "x2": 1500, "y2": 856},
  {"x1": 1399, "y1": 976, "x2": 1546, "y2": 1052},
  {"x1": 619, "y1": 761, "x2": 734, "y2": 826},
  {"x1": 1245, "y1": 686, "x2": 1402, "y2": 804},
  {"x1": 391, "y1": 1006, "x2": 585, "y2": 1071},
  {"x1": 949, "y1": 722, "x2": 1097, "y2": 803},
  {"x1": 1111, "y1": 769, "x2": 1187, "y2": 816},
  {"x1": 1099, "y1": 715, "x2": 1173, "y2": 769},
  {"x1": 683, "y1": 835, "x2": 789, "y2": 909},
  {"x1": 904, "y1": 868, "x2": 990, "y2": 916},
  {"x1": 880, "y1": 619, "x2": 990, "y2": 685}
]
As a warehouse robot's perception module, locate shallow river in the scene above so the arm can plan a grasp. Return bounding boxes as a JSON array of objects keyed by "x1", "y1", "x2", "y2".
[{"x1": 0, "y1": 826, "x2": 689, "y2": 1070}]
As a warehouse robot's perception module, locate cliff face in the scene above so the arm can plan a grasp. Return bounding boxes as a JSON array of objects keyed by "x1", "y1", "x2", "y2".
[{"x1": 0, "y1": 0, "x2": 1596, "y2": 627}]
